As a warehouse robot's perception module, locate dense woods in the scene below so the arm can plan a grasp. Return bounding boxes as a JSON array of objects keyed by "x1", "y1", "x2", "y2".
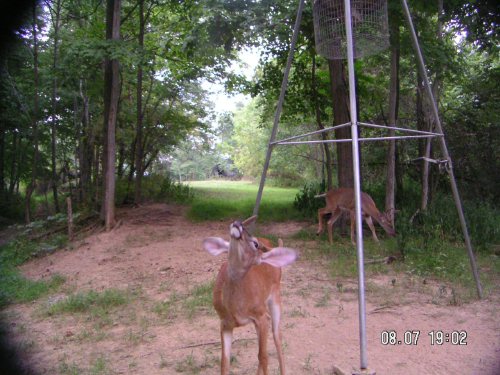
[{"x1": 0, "y1": 0, "x2": 498, "y2": 229}]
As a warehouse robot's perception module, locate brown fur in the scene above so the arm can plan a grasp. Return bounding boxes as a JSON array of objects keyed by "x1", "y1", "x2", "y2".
[{"x1": 317, "y1": 188, "x2": 396, "y2": 244}]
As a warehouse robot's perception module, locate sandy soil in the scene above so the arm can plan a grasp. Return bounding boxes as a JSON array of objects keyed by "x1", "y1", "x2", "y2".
[{"x1": 2, "y1": 203, "x2": 499, "y2": 375}]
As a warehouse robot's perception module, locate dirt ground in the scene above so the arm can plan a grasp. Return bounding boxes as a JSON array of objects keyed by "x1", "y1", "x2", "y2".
[{"x1": 2, "y1": 203, "x2": 499, "y2": 375}]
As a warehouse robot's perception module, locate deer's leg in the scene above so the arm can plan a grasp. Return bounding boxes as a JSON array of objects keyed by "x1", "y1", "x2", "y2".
[
  {"x1": 327, "y1": 209, "x2": 343, "y2": 244},
  {"x1": 268, "y1": 294, "x2": 285, "y2": 375},
  {"x1": 349, "y1": 211, "x2": 356, "y2": 245},
  {"x1": 220, "y1": 324, "x2": 233, "y2": 375},
  {"x1": 254, "y1": 315, "x2": 269, "y2": 375},
  {"x1": 365, "y1": 216, "x2": 379, "y2": 242},
  {"x1": 317, "y1": 207, "x2": 328, "y2": 235}
]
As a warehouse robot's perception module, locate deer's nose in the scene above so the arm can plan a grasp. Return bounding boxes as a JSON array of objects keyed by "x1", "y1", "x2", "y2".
[{"x1": 230, "y1": 222, "x2": 243, "y2": 239}]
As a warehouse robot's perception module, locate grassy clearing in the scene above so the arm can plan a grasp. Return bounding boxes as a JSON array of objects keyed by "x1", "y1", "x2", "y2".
[{"x1": 187, "y1": 180, "x2": 300, "y2": 222}]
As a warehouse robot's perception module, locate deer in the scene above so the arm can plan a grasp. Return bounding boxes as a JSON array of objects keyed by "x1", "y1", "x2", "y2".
[
  {"x1": 316, "y1": 187, "x2": 396, "y2": 245},
  {"x1": 202, "y1": 215, "x2": 297, "y2": 375}
]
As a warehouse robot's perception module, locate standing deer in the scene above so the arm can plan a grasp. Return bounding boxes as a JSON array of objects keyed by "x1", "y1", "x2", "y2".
[
  {"x1": 316, "y1": 188, "x2": 396, "y2": 244},
  {"x1": 202, "y1": 215, "x2": 297, "y2": 375}
]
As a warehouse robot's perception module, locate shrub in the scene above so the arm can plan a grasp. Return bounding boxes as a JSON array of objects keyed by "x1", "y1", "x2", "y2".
[
  {"x1": 115, "y1": 174, "x2": 193, "y2": 205},
  {"x1": 293, "y1": 181, "x2": 327, "y2": 219}
]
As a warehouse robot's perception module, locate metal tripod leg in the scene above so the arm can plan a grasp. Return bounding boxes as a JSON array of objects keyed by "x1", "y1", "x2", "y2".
[{"x1": 252, "y1": 0, "x2": 306, "y2": 228}]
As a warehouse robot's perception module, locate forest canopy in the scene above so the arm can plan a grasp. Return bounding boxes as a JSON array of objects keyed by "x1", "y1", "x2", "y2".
[{"x1": 0, "y1": 0, "x2": 498, "y2": 227}]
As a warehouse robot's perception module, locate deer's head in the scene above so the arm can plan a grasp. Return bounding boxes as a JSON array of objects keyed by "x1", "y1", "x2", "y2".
[
  {"x1": 203, "y1": 215, "x2": 297, "y2": 280},
  {"x1": 378, "y1": 209, "x2": 396, "y2": 237}
]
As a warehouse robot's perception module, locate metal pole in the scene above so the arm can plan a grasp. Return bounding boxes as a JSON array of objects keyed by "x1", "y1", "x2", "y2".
[
  {"x1": 344, "y1": 0, "x2": 369, "y2": 371},
  {"x1": 252, "y1": 0, "x2": 306, "y2": 226},
  {"x1": 270, "y1": 122, "x2": 351, "y2": 145},
  {"x1": 401, "y1": 0, "x2": 483, "y2": 298},
  {"x1": 358, "y1": 122, "x2": 442, "y2": 136},
  {"x1": 276, "y1": 134, "x2": 440, "y2": 145}
]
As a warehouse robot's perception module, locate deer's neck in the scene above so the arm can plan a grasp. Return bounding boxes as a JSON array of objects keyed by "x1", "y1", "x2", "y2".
[{"x1": 227, "y1": 248, "x2": 252, "y2": 281}]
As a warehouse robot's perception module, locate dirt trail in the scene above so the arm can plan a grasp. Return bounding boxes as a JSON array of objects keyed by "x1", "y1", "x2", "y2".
[{"x1": 3, "y1": 203, "x2": 499, "y2": 374}]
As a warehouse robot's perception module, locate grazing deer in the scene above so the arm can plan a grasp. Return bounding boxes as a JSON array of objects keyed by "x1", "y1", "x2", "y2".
[
  {"x1": 202, "y1": 215, "x2": 297, "y2": 375},
  {"x1": 316, "y1": 188, "x2": 396, "y2": 245}
]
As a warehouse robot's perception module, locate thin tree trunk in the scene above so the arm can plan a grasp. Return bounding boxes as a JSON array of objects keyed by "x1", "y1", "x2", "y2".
[
  {"x1": 143, "y1": 149, "x2": 159, "y2": 172},
  {"x1": 117, "y1": 141, "x2": 125, "y2": 178},
  {"x1": 385, "y1": 0, "x2": 400, "y2": 225},
  {"x1": 9, "y1": 132, "x2": 25, "y2": 195},
  {"x1": 25, "y1": 2, "x2": 40, "y2": 223},
  {"x1": 9, "y1": 133, "x2": 20, "y2": 195},
  {"x1": 328, "y1": 59, "x2": 353, "y2": 188},
  {"x1": 128, "y1": 138, "x2": 136, "y2": 182},
  {"x1": 0, "y1": 127, "x2": 5, "y2": 196},
  {"x1": 312, "y1": 54, "x2": 333, "y2": 190},
  {"x1": 134, "y1": 0, "x2": 145, "y2": 204},
  {"x1": 50, "y1": 0, "x2": 62, "y2": 213},
  {"x1": 79, "y1": 81, "x2": 93, "y2": 204},
  {"x1": 328, "y1": 59, "x2": 354, "y2": 235},
  {"x1": 74, "y1": 95, "x2": 83, "y2": 203},
  {"x1": 102, "y1": 0, "x2": 121, "y2": 231},
  {"x1": 94, "y1": 144, "x2": 100, "y2": 208}
]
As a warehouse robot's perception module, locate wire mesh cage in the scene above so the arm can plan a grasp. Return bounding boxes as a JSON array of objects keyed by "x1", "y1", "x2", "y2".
[{"x1": 313, "y1": 0, "x2": 389, "y2": 60}]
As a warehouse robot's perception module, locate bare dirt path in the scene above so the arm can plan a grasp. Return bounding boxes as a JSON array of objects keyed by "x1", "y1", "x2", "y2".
[{"x1": 3, "y1": 203, "x2": 499, "y2": 374}]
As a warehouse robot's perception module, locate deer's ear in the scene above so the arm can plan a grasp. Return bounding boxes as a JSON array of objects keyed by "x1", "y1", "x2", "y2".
[
  {"x1": 203, "y1": 237, "x2": 230, "y2": 256},
  {"x1": 259, "y1": 247, "x2": 297, "y2": 268}
]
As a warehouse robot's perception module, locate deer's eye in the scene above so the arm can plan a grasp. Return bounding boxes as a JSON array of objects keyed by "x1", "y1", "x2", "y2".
[{"x1": 252, "y1": 240, "x2": 259, "y2": 249}]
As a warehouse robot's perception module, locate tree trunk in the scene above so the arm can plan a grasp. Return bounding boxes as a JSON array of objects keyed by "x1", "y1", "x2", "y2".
[
  {"x1": 50, "y1": 0, "x2": 62, "y2": 213},
  {"x1": 79, "y1": 81, "x2": 93, "y2": 204},
  {"x1": 385, "y1": 0, "x2": 400, "y2": 225},
  {"x1": 134, "y1": 0, "x2": 145, "y2": 204},
  {"x1": 25, "y1": 2, "x2": 40, "y2": 223},
  {"x1": 0, "y1": 127, "x2": 4, "y2": 196},
  {"x1": 312, "y1": 54, "x2": 333, "y2": 190},
  {"x1": 94, "y1": 144, "x2": 100, "y2": 207},
  {"x1": 102, "y1": 0, "x2": 121, "y2": 231},
  {"x1": 9, "y1": 132, "x2": 19, "y2": 195},
  {"x1": 328, "y1": 59, "x2": 353, "y2": 188},
  {"x1": 74, "y1": 95, "x2": 83, "y2": 202},
  {"x1": 117, "y1": 141, "x2": 125, "y2": 178},
  {"x1": 128, "y1": 138, "x2": 136, "y2": 182}
]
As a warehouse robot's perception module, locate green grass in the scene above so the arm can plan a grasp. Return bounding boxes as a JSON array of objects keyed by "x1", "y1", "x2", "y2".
[
  {"x1": 314, "y1": 230, "x2": 498, "y2": 301},
  {"x1": 173, "y1": 352, "x2": 218, "y2": 374},
  {"x1": 183, "y1": 281, "x2": 214, "y2": 319},
  {"x1": 0, "y1": 237, "x2": 67, "y2": 308},
  {"x1": 44, "y1": 289, "x2": 129, "y2": 317},
  {"x1": 187, "y1": 180, "x2": 300, "y2": 222},
  {"x1": 153, "y1": 281, "x2": 214, "y2": 321},
  {"x1": 42, "y1": 288, "x2": 131, "y2": 329},
  {"x1": 58, "y1": 354, "x2": 112, "y2": 375}
]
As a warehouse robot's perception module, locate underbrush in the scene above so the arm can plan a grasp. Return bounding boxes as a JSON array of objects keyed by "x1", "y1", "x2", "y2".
[
  {"x1": 115, "y1": 174, "x2": 193, "y2": 205},
  {"x1": 0, "y1": 237, "x2": 66, "y2": 308},
  {"x1": 293, "y1": 181, "x2": 327, "y2": 219},
  {"x1": 0, "y1": 214, "x2": 75, "y2": 308}
]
